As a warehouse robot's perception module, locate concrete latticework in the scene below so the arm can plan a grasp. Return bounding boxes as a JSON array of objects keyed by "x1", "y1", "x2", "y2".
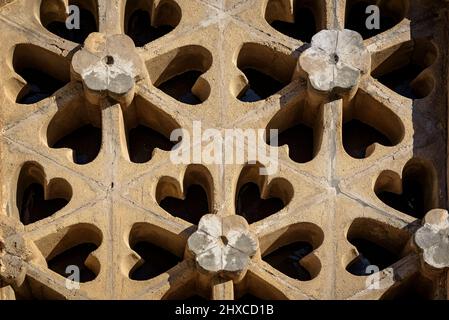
[{"x1": 0, "y1": 0, "x2": 449, "y2": 300}]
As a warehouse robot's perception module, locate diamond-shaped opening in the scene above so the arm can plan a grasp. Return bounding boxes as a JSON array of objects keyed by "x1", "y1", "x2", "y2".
[
  {"x1": 146, "y1": 45, "x2": 212, "y2": 104},
  {"x1": 129, "y1": 223, "x2": 182, "y2": 281},
  {"x1": 345, "y1": 0, "x2": 409, "y2": 39},
  {"x1": 235, "y1": 163, "x2": 293, "y2": 224},
  {"x1": 372, "y1": 39, "x2": 437, "y2": 99},
  {"x1": 342, "y1": 90, "x2": 405, "y2": 159},
  {"x1": 124, "y1": 0, "x2": 181, "y2": 47},
  {"x1": 47, "y1": 97, "x2": 102, "y2": 165},
  {"x1": 374, "y1": 158, "x2": 438, "y2": 219},
  {"x1": 261, "y1": 222, "x2": 323, "y2": 281},
  {"x1": 11, "y1": 44, "x2": 70, "y2": 105},
  {"x1": 40, "y1": 0, "x2": 98, "y2": 43},
  {"x1": 123, "y1": 96, "x2": 180, "y2": 163},
  {"x1": 35, "y1": 224, "x2": 102, "y2": 283},
  {"x1": 156, "y1": 165, "x2": 213, "y2": 225},
  {"x1": 265, "y1": 99, "x2": 323, "y2": 163},
  {"x1": 345, "y1": 218, "x2": 409, "y2": 276},
  {"x1": 265, "y1": 0, "x2": 325, "y2": 43},
  {"x1": 234, "y1": 43, "x2": 296, "y2": 102},
  {"x1": 16, "y1": 162, "x2": 72, "y2": 225}
]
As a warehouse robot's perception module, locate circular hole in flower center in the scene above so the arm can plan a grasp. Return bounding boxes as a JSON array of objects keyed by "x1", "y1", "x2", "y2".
[
  {"x1": 220, "y1": 236, "x2": 228, "y2": 246},
  {"x1": 105, "y1": 55, "x2": 114, "y2": 65},
  {"x1": 332, "y1": 54, "x2": 339, "y2": 64}
]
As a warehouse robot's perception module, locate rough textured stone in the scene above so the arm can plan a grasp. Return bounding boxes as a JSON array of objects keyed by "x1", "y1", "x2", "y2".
[
  {"x1": 415, "y1": 209, "x2": 449, "y2": 270},
  {"x1": 0, "y1": 217, "x2": 31, "y2": 287},
  {"x1": 187, "y1": 214, "x2": 258, "y2": 281},
  {"x1": 0, "y1": 0, "x2": 446, "y2": 301}
]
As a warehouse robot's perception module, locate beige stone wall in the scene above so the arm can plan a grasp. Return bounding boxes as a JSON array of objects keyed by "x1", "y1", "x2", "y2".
[{"x1": 0, "y1": 0, "x2": 448, "y2": 300}]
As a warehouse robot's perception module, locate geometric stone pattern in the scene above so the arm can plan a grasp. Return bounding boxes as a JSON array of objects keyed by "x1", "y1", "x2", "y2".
[{"x1": 0, "y1": 0, "x2": 448, "y2": 300}]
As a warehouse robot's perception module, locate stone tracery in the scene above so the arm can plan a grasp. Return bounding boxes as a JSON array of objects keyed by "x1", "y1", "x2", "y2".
[{"x1": 0, "y1": 0, "x2": 447, "y2": 300}]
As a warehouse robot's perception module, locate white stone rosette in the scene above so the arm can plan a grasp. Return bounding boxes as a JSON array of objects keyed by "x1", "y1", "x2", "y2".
[
  {"x1": 186, "y1": 214, "x2": 259, "y2": 281},
  {"x1": 71, "y1": 32, "x2": 145, "y2": 106},
  {"x1": 297, "y1": 29, "x2": 371, "y2": 99},
  {"x1": 414, "y1": 209, "x2": 449, "y2": 270}
]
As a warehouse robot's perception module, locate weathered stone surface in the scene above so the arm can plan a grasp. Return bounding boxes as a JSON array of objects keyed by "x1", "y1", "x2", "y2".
[
  {"x1": 0, "y1": 0, "x2": 446, "y2": 301},
  {"x1": 415, "y1": 209, "x2": 449, "y2": 270},
  {"x1": 297, "y1": 29, "x2": 371, "y2": 100},
  {"x1": 0, "y1": 217, "x2": 31, "y2": 287},
  {"x1": 71, "y1": 33, "x2": 145, "y2": 106},
  {"x1": 186, "y1": 214, "x2": 258, "y2": 281}
]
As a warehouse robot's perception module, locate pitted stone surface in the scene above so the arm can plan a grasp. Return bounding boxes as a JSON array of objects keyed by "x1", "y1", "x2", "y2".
[
  {"x1": 297, "y1": 29, "x2": 371, "y2": 96},
  {"x1": 71, "y1": 32, "x2": 145, "y2": 105},
  {"x1": 187, "y1": 214, "x2": 258, "y2": 281},
  {"x1": 0, "y1": 217, "x2": 31, "y2": 287},
  {"x1": 414, "y1": 209, "x2": 449, "y2": 270}
]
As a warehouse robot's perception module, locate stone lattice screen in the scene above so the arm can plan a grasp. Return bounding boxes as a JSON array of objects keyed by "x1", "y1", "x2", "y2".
[{"x1": 0, "y1": 0, "x2": 448, "y2": 300}]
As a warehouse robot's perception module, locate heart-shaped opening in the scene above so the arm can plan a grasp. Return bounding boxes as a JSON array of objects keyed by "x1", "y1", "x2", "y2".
[
  {"x1": 156, "y1": 165, "x2": 212, "y2": 225},
  {"x1": 345, "y1": 218, "x2": 409, "y2": 276},
  {"x1": 261, "y1": 222, "x2": 323, "y2": 281},
  {"x1": 47, "y1": 97, "x2": 102, "y2": 165},
  {"x1": 16, "y1": 162, "x2": 72, "y2": 225},
  {"x1": 234, "y1": 43, "x2": 296, "y2": 102},
  {"x1": 372, "y1": 39, "x2": 437, "y2": 99},
  {"x1": 345, "y1": 0, "x2": 409, "y2": 40},
  {"x1": 129, "y1": 242, "x2": 180, "y2": 281},
  {"x1": 265, "y1": 99, "x2": 322, "y2": 164},
  {"x1": 342, "y1": 90, "x2": 405, "y2": 159},
  {"x1": 12, "y1": 44, "x2": 70, "y2": 105},
  {"x1": 146, "y1": 45, "x2": 212, "y2": 105},
  {"x1": 235, "y1": 163, "x2": 293, "y2": 224},
  {"x1": 128, "y1": 223, "x2": 182, "y2": 281},
  {"x1": 374, "y1": 159, "x2": 438, "y2": 219},
  {"x1": 265, "y1": 0, "x2": 324, "y2": 43},
  {"x1": 123, "y1": 96, "x2": 181, "y2": 163},
  {"x1": 35, "y1": 223, "x2": 102, "y2": 283},
  {"x1": 124, "y1": 0, "x2": 181, "y2": 47},
  {"x1": 40, "y1": 0, "x2": 98, "y2": 43}
]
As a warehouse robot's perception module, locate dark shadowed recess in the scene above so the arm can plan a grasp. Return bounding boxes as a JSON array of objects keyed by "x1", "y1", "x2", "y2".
[
  {"x1": 343, "y1": 120, "x2": 393, "y2": 159},
  {"x1": 16, "y1": 69, "x2": 66, "y2": 105},
  {"x1": 346, "y1": 238, "x2": 399, "y2": 276},
  {"x1": 277, "y1": 124, "x2": 314, "y2": 163},
  {"x1": 45, "y1": 8, "x2": 97, "y2": 43},
  {"x1": 263, "y1": 241, "x2": 314, "y2": 281},
  {"x1": 236, "y1": 183, "x2": 285, "y2": 224},
  {"x1": 128, "y1": 125, "x2": 174, "y2": 163},
  {"x1": 53, "y1": 125, "x2": 102, "y2": 165},
  {"x1": 48, "y1": 243, "x2": 98, "y2": 282},
  {"x1": 129, "y1": 242, "x2": 181, "y2": 281},
  {"x1": 159, "y1": 185, "x2": 209, "y2": 225},
  {"x1": 19, "y1": 183, "x2": 69, "y2": 225},
  {"x1": 158, "y1": 71, "x2": 203, "y2": 105}
]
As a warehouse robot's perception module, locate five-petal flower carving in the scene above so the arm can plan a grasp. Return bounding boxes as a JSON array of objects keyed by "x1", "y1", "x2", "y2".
[{"x1": 186, "y1": 214, "x2": 259, "y2": 281}]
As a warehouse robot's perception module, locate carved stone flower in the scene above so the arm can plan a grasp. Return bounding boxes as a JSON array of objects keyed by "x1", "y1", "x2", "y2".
[
  {"x1": 297, "y1": 29, "x2": 371, "y2": 100},
  {"x1": 186, "y1": 214, "x2": 259, "y2": 281},
  {"x1": 414, "y1": 209, "x2": 449, "y2": 270},
  {"x1": 71, "y1": 32, "x2": 145, "y2": 106},
  {"x1": 0, "y1": 217, "x2": 32, "y2": 287}
]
